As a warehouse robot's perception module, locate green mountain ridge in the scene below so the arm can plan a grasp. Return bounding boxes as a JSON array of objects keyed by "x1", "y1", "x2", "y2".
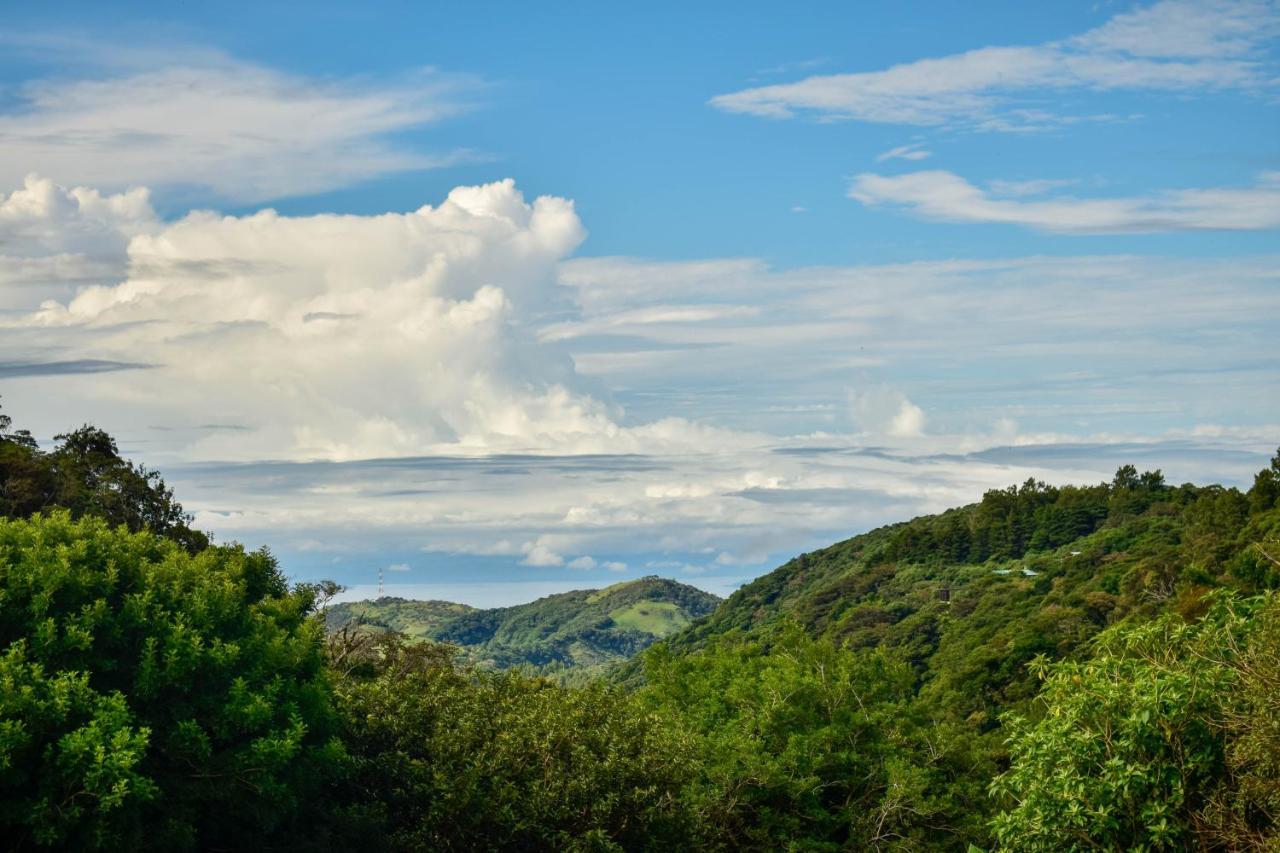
[
  {"x1": 653, "y1": 467, "x2": 1277, "y2": 662},
  {"x1": 326, "y1": 575, "x2": 720, "y2": 676}
]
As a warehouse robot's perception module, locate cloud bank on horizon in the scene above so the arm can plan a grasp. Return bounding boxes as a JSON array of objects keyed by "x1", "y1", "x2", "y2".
[{"x1": 0, "y1": 0, "x2": 1276, "y2": 604}]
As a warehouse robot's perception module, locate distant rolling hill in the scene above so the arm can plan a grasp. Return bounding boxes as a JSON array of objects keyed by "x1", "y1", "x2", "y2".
[{"x1": 326, "y1": 575, "x2": 720, "y2": 677}]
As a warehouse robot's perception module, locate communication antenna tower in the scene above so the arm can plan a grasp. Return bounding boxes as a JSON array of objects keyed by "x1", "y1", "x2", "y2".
[{"x1": 378, "y1": 567, "x2": 384, "y2": 598}]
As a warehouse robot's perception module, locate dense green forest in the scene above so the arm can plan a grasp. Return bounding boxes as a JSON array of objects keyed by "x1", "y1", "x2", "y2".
[
  {"x1": 2, "y1": 400, "x2": 1278, "y2": 850},
  {"x1": 327, "y1": 577, "x2": 719, "y2": 678}
]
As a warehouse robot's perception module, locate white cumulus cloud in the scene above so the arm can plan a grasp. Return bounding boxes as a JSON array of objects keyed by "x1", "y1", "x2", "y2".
[
  {"x1": 1, "y1": 177, "x2": 634, "y2": 459},
  {"x1": 849, "y1": 386, "x2": 926, "y2": 438},
  {"x1": 522, "y1": 541, "x2": 565, "y2": 567},
  {"x1": 0, "y1": 175, "x2": 157, "y2": 308}
]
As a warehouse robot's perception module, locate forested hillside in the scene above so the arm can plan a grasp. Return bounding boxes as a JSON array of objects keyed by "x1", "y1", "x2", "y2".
[
  {"x1": 620, "y1": 459, "x2": 1280, "y2": 846},
  {"x1": 2, "y1": 401, "x2": 1278, "y2": 850},
  {"x1": 664, "y1": 465, "x2": 1277, "y2": 657},
  {"x1": 327, "y1": 577, "x2": 719, "y2": 676}
]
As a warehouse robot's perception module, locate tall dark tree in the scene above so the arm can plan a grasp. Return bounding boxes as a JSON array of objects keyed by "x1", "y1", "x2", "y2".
[
  {"x1": 1250, "y1": 448, "x2": 1280, "y2": 513},
  {"x1": 0, "y1": 402, "x2": 207, "y2": 551}
]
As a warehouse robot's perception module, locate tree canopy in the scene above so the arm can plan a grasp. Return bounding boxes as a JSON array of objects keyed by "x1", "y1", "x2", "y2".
[
  {"x1": 0, "y1": 400, "x2": 207, "y2": 552},
  {"x1": 0, "y1": 512, "x2": 341, "y2": 850}
]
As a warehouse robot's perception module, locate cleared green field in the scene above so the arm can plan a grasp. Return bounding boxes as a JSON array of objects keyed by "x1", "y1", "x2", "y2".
[
  {"x1": 324, "y1": 599, "x2": 475, "y2": 639},
  {"x1": 608, "y1": 600, "x2": 690, "y2": 636}
]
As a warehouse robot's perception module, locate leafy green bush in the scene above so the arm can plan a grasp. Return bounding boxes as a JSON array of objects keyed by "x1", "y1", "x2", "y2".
[
  {"x1": 1199, "y1": 595, "x2": 1280, "y2": 848},
  {"x1": 0, "y1": 513, "x2": 342, "y2": 850},
  {"x1": 990, "y1": 593, "x2": 1271, "y2": 850}
]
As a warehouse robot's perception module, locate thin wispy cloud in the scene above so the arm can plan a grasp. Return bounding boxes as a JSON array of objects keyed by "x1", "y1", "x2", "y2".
[
  {"x1": 710, "y1": 0, "x2": 1280, "y2": 130},
  {"x1": 0, "y1": 359, "x2": 151, "y2": 378},
  {"x1": 875, "y1": 143, "x2": 932, "y2": 162},
  {"x1": 753, "y1": 57, "x2": 831, "y2": 77},
  {"x1": 985, "y1": 178, "x2": 1079, "y2": 198},
  {"x1": 849, "y1": 170, "x2": 1280, "y2": 233},
  {"x1": 0, "y1": 48, "x2": 483, "y2": 202},
  {"x1": 555, "y1": 252, "x2": 1280, "y2": 443}
]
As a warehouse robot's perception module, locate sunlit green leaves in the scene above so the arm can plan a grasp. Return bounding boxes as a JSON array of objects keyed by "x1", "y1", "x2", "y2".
[
  {"x1": 990, "y1": 594, "x2": 1266, "y2": 850},
  {"x1": 0, "y1": 513, "x2": 340, "y2": 850}
]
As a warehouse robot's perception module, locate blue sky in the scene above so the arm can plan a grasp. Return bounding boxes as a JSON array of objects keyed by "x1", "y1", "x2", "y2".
[{"x1": 0, "y1": 1, "x2": 1277, "y2": 605}]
